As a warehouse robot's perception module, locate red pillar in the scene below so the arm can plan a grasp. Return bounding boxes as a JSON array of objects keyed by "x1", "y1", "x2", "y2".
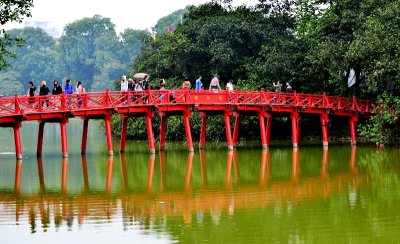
[
  {"x1": 145, "y1": 113, "x2": 155, "y2": 154},
  {"x1": 60, "y1": 118, "x2": 68, "y2": 158},
  {"x1": 199, "y1": 112, "x2": 207, "y2": 149},
  {"x1": 37, "y1": 122, "x2": 45, "y2": 156},
  {"x1": 81, "y1": 118, "x2": 89, "y2": 154},
  {"x1": 13, "y1": 122, "x2": 23, "y2": 160},
  {"x1": 105, "y1": 115, "x2": 114, "y2": 156},
  {"x1": 291, "y1": 112, "x2": 301, "y2": 147},
  {"x1": 320, "y1": 114, "x2": 329, "y2": 147},
  {"x1": 159, "y1": 114, "x2": 167, "y2": 151},
  {"x1": 183, "y1": 112, "x2": 194, "y2": 152},
  {"x1": 349, "y1": 116, "x2": 358, "y2": 145},
  {"x1": 233, "y1": 114, "x2": 240, "y2": 146},
  {"x1": 224, "y1": 112, "x2": 234, "y2": 150},
  {"x1": 265, "y1": 114, "x2": 272, "y2": 146},
  {"x1": 120, "y1": 116, "x2": 128, "y2": 153},
  {"x1": 258, "y1": 113, "x2": 267, "y2": 149}
]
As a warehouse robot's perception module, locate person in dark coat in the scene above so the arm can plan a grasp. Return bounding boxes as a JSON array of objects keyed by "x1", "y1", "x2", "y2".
[
  {"x1": 39, "y1": 80, "x2": 50, "y2": 107},
  {"x1": 52, "y1": 80, "x2": 63, "y2": 95}
]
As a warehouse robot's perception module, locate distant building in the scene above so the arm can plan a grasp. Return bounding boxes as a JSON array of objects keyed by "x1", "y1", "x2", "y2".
[{"x1": 24, "y1": 20, "x2": 61, "y2": 38}]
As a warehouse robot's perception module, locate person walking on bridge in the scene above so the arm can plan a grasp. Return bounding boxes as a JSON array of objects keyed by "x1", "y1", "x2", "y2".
[
  {"x1": 39, "y1": 80, "x2": 50, "y2": 107},
  {"x1": 64, "y1": 79, "x2": 73, "y2": 95},
  {"x1": 209, "y1": 74, "x2": 221, "y2": 91},
  {"x1": 52, "y1": 80, "x2": 62, "y2": 95}
]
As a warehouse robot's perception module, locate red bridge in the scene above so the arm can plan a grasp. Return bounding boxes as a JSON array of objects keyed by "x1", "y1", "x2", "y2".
[{"x1": 0, "y1": 90, "x2": 371, "y2": 159}]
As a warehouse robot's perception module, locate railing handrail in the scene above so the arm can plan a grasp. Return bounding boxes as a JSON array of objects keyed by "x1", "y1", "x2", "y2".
[{"x1": 0, "y1": 90, "x2": 372, "y2": 117}]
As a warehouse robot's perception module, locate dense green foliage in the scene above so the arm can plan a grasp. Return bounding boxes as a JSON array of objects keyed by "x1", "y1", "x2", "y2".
[
  {"x1": 0, "y1": 0, "x2": 33, "y2": 70},
  {"x1": 122, "y1": 0, "x2": 400, "y2": 144},
  {"x1": 0, "y1": 15, "x2": 151, "y2": 96},
  {"x1": 152, "y1": 7, "x2": 190, "y2": 37}
]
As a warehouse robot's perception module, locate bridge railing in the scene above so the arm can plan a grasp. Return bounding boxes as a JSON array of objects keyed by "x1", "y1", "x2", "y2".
[{"x1": 0, "y1": 90, "x2": 371, "y2": 118}]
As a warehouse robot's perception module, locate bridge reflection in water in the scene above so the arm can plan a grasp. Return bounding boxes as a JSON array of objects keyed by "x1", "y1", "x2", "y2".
[{"x1": 3, "y1": 147, "x2": 366, "y2": 232}]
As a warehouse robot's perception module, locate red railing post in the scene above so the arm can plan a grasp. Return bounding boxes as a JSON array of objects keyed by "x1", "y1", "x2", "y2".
[
  {"x1": 14, "y1": 94, "x2": 20, "y2": 114},
  {"x1": 61, "y1": 92, "x2": 66, "y2": 110},
  {"x1": 104, "y1": 88, "x2": 109, "y2": 107}
]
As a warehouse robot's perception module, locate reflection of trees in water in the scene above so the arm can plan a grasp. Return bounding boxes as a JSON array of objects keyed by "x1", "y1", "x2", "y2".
[
  {"x1": 358, "y1": 149, "x2": 400, "y2": 201},
  {"x1": 1, "y1": 147, "x2": 374, "y2": 234}
]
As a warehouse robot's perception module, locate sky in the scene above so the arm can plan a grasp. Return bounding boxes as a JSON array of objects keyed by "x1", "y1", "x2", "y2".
[{"x1": 3, "y1": 0, "x2": 255, "y2": 35}]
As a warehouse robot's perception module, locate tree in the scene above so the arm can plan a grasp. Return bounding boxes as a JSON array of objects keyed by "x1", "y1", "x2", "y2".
[
  {"x1": 0, "y1": 0, "x2": 34, "y2": 70},
  {"x1": 58, "y1": 15, "x2": 117, "y2": 91}
]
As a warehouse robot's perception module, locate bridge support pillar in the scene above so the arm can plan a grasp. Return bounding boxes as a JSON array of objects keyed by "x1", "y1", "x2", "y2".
[
  {"x1": 120, "y1": 116, "x2": 128, "y2": 153},
  {"x1": 265, "y1": 114, "x2": 272, "y2": 146},
  {"x1": 159, "y1": 114, "x2": 167, "y2": 151},
  {"x1": 224, "y1": 112, "x2": 234, "y2": 150},
  {"x1": 320, "y1": 114, "x2": 329, "y2": 147},
  {"x1": 349, "y1": 116, "x2": 358, "y2": 145},
  {"x1": 81, "y1": 118, "x2": 89, "y2": 154},
  {"x1": 13, "y1": 122, "x2": 22, "y2": 160},
  {"x1": 183, "y1": 112, "x2": 194, "y2": 152},
  {"x1": 291, "y1": 112, "x2": 301, "y2": 148},
  {"x1": 233, "y1": 113, "x2": 240, "y2": 147},
  {"x1": 37, "y1": 121, "x2": 45, "y2": 156},
  {"x1": 145, "y1": 113, "x2": 155, "y2": 154},
  {"x1": 258, "y1": 113, "x2": 268, "y2": 149},
  {"x1": 199, "y1": 112, "x2": 207, "y2": 149},
  {"x1": 60, "y1": 118, "x2": 69, "y2": 158},
  {"x1": 104, "y1": 115, "x2": 114, "y2": 156}
]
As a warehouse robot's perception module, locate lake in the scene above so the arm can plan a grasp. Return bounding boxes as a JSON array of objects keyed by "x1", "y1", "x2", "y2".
[{"x1": 0, "y1": 120, "x2": 399, "y2": 243}]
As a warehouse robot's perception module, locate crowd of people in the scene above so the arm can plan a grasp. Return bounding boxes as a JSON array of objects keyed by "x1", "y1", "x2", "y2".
[{"x1": 27, "y1": 79, "x2": 86, "y2": 98}]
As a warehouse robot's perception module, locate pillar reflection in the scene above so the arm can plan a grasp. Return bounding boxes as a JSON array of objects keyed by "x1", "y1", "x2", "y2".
[
  {"x1": 200, "y1": 150, "x2": 207, "y2": 187},
  {"x1": 37, "y1": 157, "x2": 45, "y2": 192},
  {"x1": 321, "y1": 147, "x2": 329, "y2": 179},
  {"x1": 120, "y1": 154, "x2": 128, "y2": 191},
  {"x1": 292, "y1": 148, "x2": 300, "y2": 182},
  {"x1": 147, "y1": 154, "x2": 155, "y2": 194},
  {"x1": 225, "y1": 151, "x2": 234, "y2": 188},
  {"x1": 14, "y1": 160, "x2": 22, "y2": 194},
  {"x1": 349, "y1": 146, "x2": 357, "y2": 174},
  {"x1": 61, "y1": 158, "x2": 68, "y2": 194},
  {"x1": 81, "y1": 155, "x2": 89, "y2": 191},
  {"x1": 106, "y1": 156, "x2": 114, "y2": 193},
  {"x1": 160, "y1": 151, "x2": 166, "y2": 191},
  {"x1": 184, "y1": 152, "x2": 194, "y2": 193},
  {"x1": 260, "y1": 149, "x2": 271, "y2": 186}
]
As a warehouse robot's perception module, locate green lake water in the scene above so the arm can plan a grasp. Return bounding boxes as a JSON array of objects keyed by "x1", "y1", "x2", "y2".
[{"x1": 0, "y1": 120, "x2": 399, "y2": 243}]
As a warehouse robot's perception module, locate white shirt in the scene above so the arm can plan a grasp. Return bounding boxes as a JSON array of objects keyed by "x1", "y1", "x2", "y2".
[
  {"x1": 121, "y1": 80, "x2": 128, "y2": 91},
  {"x1": 227, "y1": 83, "x2": 233, "y2": 91}
]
